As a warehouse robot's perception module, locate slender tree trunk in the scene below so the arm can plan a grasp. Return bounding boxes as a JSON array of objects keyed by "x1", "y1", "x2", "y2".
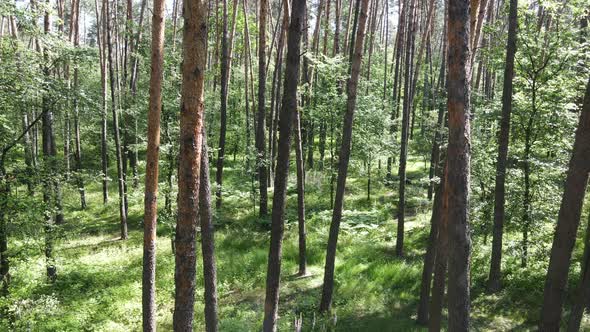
[
  {"x1": 428, "y1": 165, "x2": 449, "y2": 332},
  {"x1": 216, "y1": 0, "x2": 230, "y2": 209},
  {"x1": 0, "y1": 175, "x2": 8, "y2": 293},
  {"x1": 105, "y1": 0, "x2": 128, "y2": 240},
  {"x1": 540, "y1": 78, "x2": 590, "y2": 331},
  {"x1": 387, "y1": 0, "x2": 406, "y2": 176},
  {"x1": 487, "y1": 0, "x2": 517, "y2": 292},
  {"x1": 319, "y1": 0, "x2": 370, "y2": 312},
  {"x1": 42, "y1": 0, "x2": 58, "y2": 281},
  {"x1": 70, "y1": 0, "x2": 86, "y2": 209},
  {"x1": 417, "y1": 158, "x2": 446, "y2": 325},
  {"x1": 294, "y1": 107, "x2": 307, "y2": 276},
  {"x1": 95, "y1": 0, "x2": 109, "y2": 204},
  {"x1": 256, "y1": 0, "x2": 269, "y2": 216},
  {"x1": 172, "y1": 0, "x2": 207, "y2": 328},
  {"x1": 427, "y1": 29, "x2": 446, "y2": 200},
  {"x1": 199, "y1": 128, "x2": 219, "y2": 332},
  {"x1": 446, "y1": 0, "x2": 472, "y2": 327},
  {"x1": 343, "y1": 0, "x2": 354, "y2": 55},
  {"x1": 142, "y1": 0, "x2": 166, "y2": 328},
  {"x1": 23, "y1": 113, "x2": 34, "y2": 195},
  {"x1": 261, "y1": 0, "x2": 304, "y2": 328},
  {"x1": 396, "y1": 0, "x2": 416, "y2": 257},
  {"x1": 333, "y1": 0, "x2": 341, "y2": 55}
]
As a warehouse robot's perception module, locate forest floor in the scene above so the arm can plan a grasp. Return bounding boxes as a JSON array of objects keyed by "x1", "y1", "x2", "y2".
[{"x1": 2, "y1": 155, "x2": 589, "y2": 331}]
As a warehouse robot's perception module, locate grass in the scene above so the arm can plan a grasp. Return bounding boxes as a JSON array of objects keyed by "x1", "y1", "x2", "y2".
[{"x1": 2, "y1": 154, "x2": 589, "y2": 331}]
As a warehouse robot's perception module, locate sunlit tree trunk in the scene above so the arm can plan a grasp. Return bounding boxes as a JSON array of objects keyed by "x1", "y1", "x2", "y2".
[
  {"x1": 172, "y1": 0, "x2": 207, "y2": 328},
  {"x1": 142, "y1": 0, "x2": 166, "y2": 328}
]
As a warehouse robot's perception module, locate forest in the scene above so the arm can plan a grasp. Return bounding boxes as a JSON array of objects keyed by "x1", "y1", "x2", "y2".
[{"x1": 0, "y1": 0, "x2": 589, "y2": 330}]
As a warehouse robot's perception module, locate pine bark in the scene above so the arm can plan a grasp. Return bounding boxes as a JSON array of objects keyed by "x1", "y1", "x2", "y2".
[
  {"x1": 142, "y1": 0, "x2": 166, "y2": 328},
  {"x1": 319, "y1": 0, "x2": 370, "y2": 312},
  {"x1": 172, "y1": 0, "x2": 207, "y2": 328},
  {"x1": 446, "y1": 0, "x2": 472, "y2": 327}
]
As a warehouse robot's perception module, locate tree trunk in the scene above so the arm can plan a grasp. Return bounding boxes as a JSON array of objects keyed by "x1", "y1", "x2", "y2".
[
  {"x1": 294, "y1": 107, "x2": 307, "y2": 277},
  {"x1": 319, "y1": 0, "x2": 370, "y2": 312},
  {"x1": 256, "y1": 0, "x2": 269, "y2": 216},
  {"x1": 105, "y1": 0, "x2": 128, "y2": 240},
  {"x1": 417, "y1": 158, "x2": 446, "y2": 325},
  {"x1": 540, "y1": 77, "x2": 590, "y2": 331},
  {"x1": 261, "y1": 0, "x2": 304, "y2": 328},
  {"x1": 567, "y1": 211, "x2": 590, "y2": 332},
  {"x1": 387, "y1": 0, "x2": 406, "y2": 177},
  {"x1": 199, "y1": 128, "x2": 219, "y2": 332},
  {"x1": 95, "y1": 0, "x2": 109, "y2": 204},
  {"x1": 427, "y1": 29, "x2": 447, "y2": 201},
  {"x1": 216, "y1": 0, "x2": 230, "y2": 209},
  {"x1": 172, "y1": 0, "x2": 207, "y2": 329},
  {"x1": 142, "y1": 0, "x2": 166, "y2": 328},
  {"x1": 428, "y1": 165, "x2": 449, "y2": 332},
  {"x1": 70, "y1": 0, "x2": 86, "y2": 210},
  {"x1": 333, "y1": 0, "x2": 341, "y2": 55},
  {"x1": 42, "y1": 0, "x2": 58, "y2": 282},
  {"x1": 446, "y1": 0, "x2": 472, "y2": 327},
  {"x1": 396, "y1": 0, "x2": 416, "y2": 257},
  {"x1": 487, "y1": 0, "x2": 517, "y2": 292}
]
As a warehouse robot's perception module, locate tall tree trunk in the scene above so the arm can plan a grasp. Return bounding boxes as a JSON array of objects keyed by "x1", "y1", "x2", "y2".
[
  {"x1": 387, "y1": 0, "x2": 406, "y2": 177},
  {"x1": 294, "y1": 107, "x2": 307, "y2": 277},
  {"x1": 105, "y1": 0, "x2": 128, "y2": 240},
  {"x1": 487, "y1": 0, "x2": 517, "y2": 292},
  {"x1": 70, "y1": 0, "x2": 86, "y2": 209},
  {"x1": 395, "y1": 0, "x2": 416, "y2": 257},
  {"x1": 199, "y1": 128, "x2": 219, "y2": 332},
  {"x1": 95, "y1": 0, "x2": 109, "y2": 204},
  {"x1": 446, "y1": 0, "x2": 472, "y2": 327},
  {"x1": 142, "y1": 0, "x2": 166, "y2": 328},
  {"x1": 261, "y1": 0, "x2": 304, "y2": 328},
  {"x1": 216, "y1": 0, "x2": 230, "y2": 209},
  {"x1": 42, "y1": 0, "x2": 59, "y2": 281},
  {"x1": 172, "y1": 0, "x2": 207, "y2": 328},
  {"x1": 540, "y1": 77, "x2": 590, "y2": 331},
  {"x1": 319, "y1": 0, "x2": 370, "y2": 312},
  {"x1": 256, "y1": 0, "x2": 269, "y2": 216}
]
